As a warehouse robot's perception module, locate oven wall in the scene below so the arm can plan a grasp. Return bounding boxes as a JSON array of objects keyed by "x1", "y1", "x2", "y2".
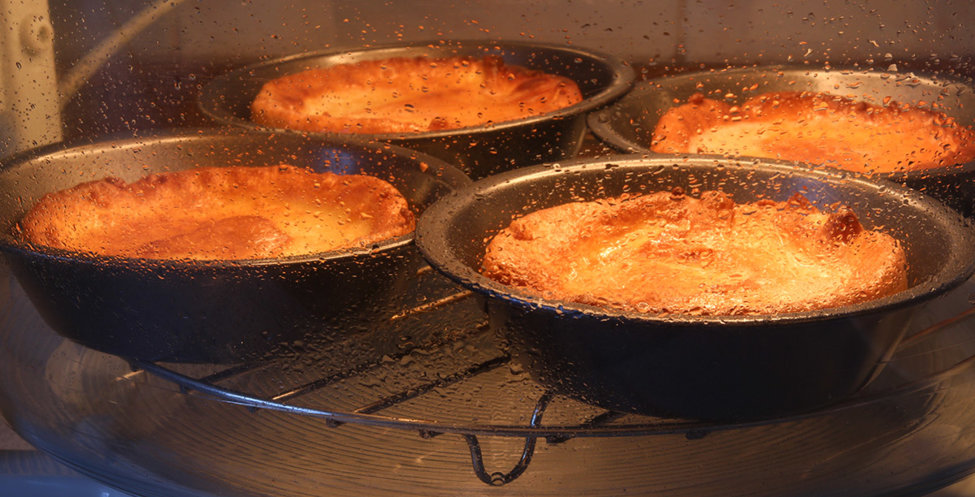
[
  {"x1": 40, "y1": 0, "x2": 975, "y2": 143},
  {"x1": 50, "y1": 0, "x2": 975, "y2": 65}
]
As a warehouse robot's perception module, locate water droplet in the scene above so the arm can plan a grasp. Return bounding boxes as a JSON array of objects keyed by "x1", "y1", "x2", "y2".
[{"x1": 508, "y1": 362, "x2": 525, "y2": 375}]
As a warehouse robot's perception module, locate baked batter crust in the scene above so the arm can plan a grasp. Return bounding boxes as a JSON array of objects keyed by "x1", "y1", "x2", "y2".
[
  {"x1": 651, "y1": 91, "x2": 975, "y2": 173},
  {"x1": 251, "y1": 55, "x2": 584, "y2": 134},
  {"x1": 17, "y1": 165, "x2": 414, "y2": 260},
  {"x1": 481, "y1": 190, "x2": 908, "y2": 316}
]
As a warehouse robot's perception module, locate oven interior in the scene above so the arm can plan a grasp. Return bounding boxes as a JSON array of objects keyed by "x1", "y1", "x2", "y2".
[{"x1": 1, "y1": 1, "x2": 975, "y2": 496}]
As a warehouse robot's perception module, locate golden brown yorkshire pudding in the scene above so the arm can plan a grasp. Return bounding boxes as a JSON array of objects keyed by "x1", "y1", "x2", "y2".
[
  {"x1": 18, "y1": 165, "x2": 414, "y2": 261},
  {"x1": 651, "y1": 91, "x2": 975, "y2": 174},
  {"x1": 251, "y1": 55, "x2": 583, "y2": 134},
  {"x1": 481, "y1": 189, "x2": 908, "y2": 316}
]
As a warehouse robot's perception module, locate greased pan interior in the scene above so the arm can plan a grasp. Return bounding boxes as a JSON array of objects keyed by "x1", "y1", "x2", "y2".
[
  {"x1": 199, "y1": 39, "x2": 634, "y2": 179},
  {"x1": 416, "y1": 155, "x2": 975, "y2": 420},
  {"x1": 0, "y1": 130, "x2": 470, "y2": 363}
]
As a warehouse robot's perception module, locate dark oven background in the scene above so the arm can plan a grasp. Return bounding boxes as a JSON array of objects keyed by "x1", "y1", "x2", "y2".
[{"x1": 39, "y1": 0, "x2": 975, "y2": 146}]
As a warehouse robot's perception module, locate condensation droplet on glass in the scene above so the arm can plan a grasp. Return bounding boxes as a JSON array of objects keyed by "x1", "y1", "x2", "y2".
[{"x1": 508, "y1": 362, "x2": 524, "y2": 375}]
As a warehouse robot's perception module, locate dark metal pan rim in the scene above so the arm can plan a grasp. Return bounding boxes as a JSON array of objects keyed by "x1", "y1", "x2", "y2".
[
  {"x1": 587, "y1": 65, "x2": 975, "y2": 179},
  {"x1": 635, "y1": 64, "x2": 974, "y2": 93},
  {"x1": 641, "y1": 63, "x2": 972, "y2": 83},
  {"x1": 586, "y1": 137, "x2": 975, "y2": 184},
  {"x1": 466, "y1": 153, "x2": 973, "y2": 206},
  {"x1": 0, "y1": 128, "x2": 470, "y2": 202},
  {"x1": 446, "y1": 270, "x2": 970, "y2": 327},
  {"x1": 200, "y1": 38, "x2": 634, "y2": 140},
  {"x1": 0, "y1": 234, "x2": 414, "y2": 270},
  {"x1": 0, "y1": 128, "x2": 388, "y2": 168},
  {"x1": 603, "y1": 150, "x2": 975, "y2": 183},
  {"x1": 435, "y1": 244, "x2": 974, "y2": 327},
  {"x1": 418, "y1": 155, "x2": 975, "y2": 327}
]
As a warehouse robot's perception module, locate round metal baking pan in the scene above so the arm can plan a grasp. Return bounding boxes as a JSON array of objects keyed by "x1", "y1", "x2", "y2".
[
  {"x1": 587, "y1": 66, "x2": 975, "y2": 217},
  {"x1": 199, "y1": 39, "x2": 634, "y2": 179},
  {"x1": 0, "y1": 129, "x2": 470, "y2": 363},
  {"x1": 416, "y1": 155, "x2": 975, "y2": 421}
]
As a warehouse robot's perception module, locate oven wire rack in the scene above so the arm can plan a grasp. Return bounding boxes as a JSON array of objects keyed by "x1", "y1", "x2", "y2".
[{"x1": 127, "y1": 267, "x2": 975, "y2": 486}]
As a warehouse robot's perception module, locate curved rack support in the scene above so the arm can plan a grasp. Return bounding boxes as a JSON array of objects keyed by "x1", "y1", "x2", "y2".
[{"x1": 463, "y1": 393, "x2": 552, "y2": 486}]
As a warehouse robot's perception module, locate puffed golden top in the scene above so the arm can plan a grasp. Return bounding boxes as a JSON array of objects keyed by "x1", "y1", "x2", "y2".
[
  {"x1": 251, "y1": 55, "x2": 583, "y2": 134},
  {"x1": 17, "y1": 165, "x2": 414, "y2": 260},
  {"x1": 651, "y1": 91, "x2": 975, "y2": 173},
  {"x1": 481, "y1": 190, "x2": 908, "y2": 316}
]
